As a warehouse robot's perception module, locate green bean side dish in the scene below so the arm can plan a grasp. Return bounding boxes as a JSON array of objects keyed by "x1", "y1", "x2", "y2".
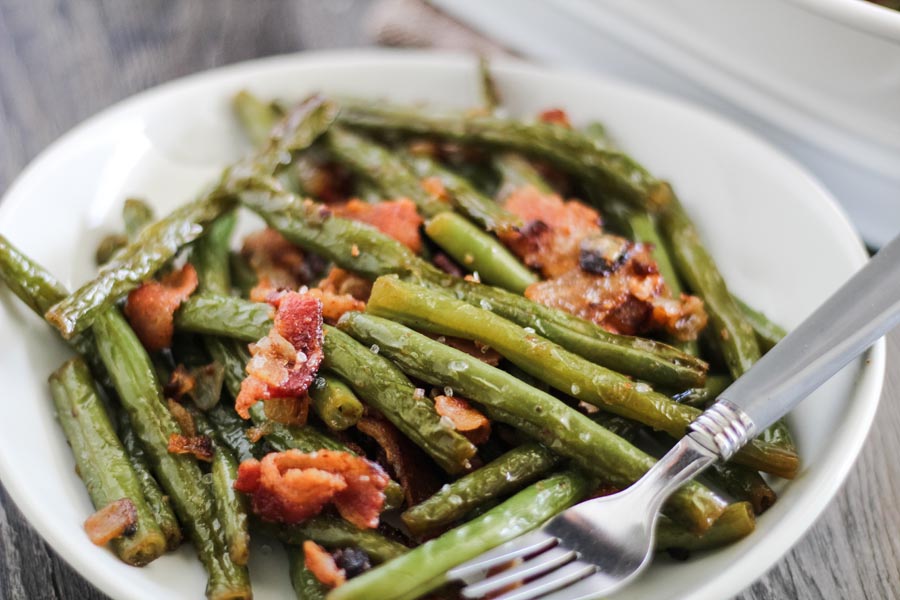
[{"x1": 0, "y1": 62, "x2": 799, "y2": 600}]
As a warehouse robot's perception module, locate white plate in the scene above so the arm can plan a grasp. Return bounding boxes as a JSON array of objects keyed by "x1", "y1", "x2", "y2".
[{"x1": 0, "y1": 50, "x2": 885, "y2": 600}]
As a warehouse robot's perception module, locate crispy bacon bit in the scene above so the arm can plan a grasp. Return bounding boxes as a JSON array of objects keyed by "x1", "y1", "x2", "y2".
[
  {"x1": 538, "y1": 108, "x2": 572, "y2": 128},
  {"x1": 333, "y1": 199, "x2": 424, "y2": 253},
  {"x1": 499, "y1": 187, "x2": 601, "y2": 278},
  {"x1": 305, "y1": 288, "x2": 366, "y2": 324},
  {"x1": 234, "y1": 449, "x2": 390, "y2": 528},
  {"x1": 434, "y1": 395, "x2": 491, "y2": 445},
  {"x1": 525, "y1": 244, "x2": 708, "y2": 340},
  {"x1": 167, "y1": 399, "x2": 196, "y2": 437},
  {"x1": 318, "y1": 267, "x2": 372, "y2": 301},
  {"x1": 242, "y1": 228, "x2": 310, "y2": 292},
  {"x1": 124, "y1": 264, "x2": 198, "y2": 352},
  {"x1": 235, "y1": 292, "x2": 324, "y2": 419},
  {"x1": 84, "y1": 498, "x2": 138, "y2": 546},
  {"x1": 420, "y1": 176, "x2": 449, "y2": 201},
  {"x1": 168, "y1": 433, "x2": 213, "y2": 462},
  {"x1": 304, "y1": 541, "x2": 346, "y2": 588},
  {"x1": 357, "y1": 415, "x2": 442, "y2": 507}
]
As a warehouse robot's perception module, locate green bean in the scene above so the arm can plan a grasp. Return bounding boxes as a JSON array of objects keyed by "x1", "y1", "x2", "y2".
[
  {"x1": 657, "y1": 190, "x2": 760, "y2": 379},
  {"x1": 92, "y1": 309, "x2": 250, "y2": 599},
  {"x1": 322, "y1": 325, "x2": 477, "y2": 474},
  {"x1": 117, "y1": 411, "x2": 183, "y2": 550},
  {"x1": 670, "y1": 374, "x2": 732, "y2": 408},
  {"x1": 123, "y1": 198, "x2": 155, "y2": 241},
  {"x1": 424, "y1": 212, "x2": 536, "y2": 293},
  {"x1": 49, "y1": 358, "x2": 167, "y2": 566},
  {"x1": 309, "y1": 373, "x2": 364, "y2": 431},
  {"x1": 328, "y1": 472, "x2": 590, "y2": 600},
  {"x1": 401, "y1": 443, "x2": 561, "y2": 538},
  {"x1": 233, "y1": 90, "x2": 280, "y2": 147},
  {"x1": 493, "y1": 152, "x2": 553, "y2": 197},
  {"x1": 0, "y1": 234, "x2": 70, "y2": 316},
  {"x1": 338, "y1": 311, "x2": 726, "y2": 531},
  {"x1": 229, "y1": 251, "x2": 258, "y2": 297},
  {"x1": 192, "y1": 211, "x2": 238, "y2": 297},
  {"x1": 418, "y1": 274, "x2": 709, "y2": 389},
  {"x1": 237, "y1": 178, "x2": 432, "y2": 281},
  {"x1": 47, "y1": 97, "x2": 339, "y2": 340},
  {"x1": 95, "y1": 234, "x2": 127, "y2": 266},
  {"x1": 325, "y1": 126, "x2": 449, "y2": 217},
  {"x1": 46, "y1": 193, "x2": 235, "y2": 339},
  {"x1": 656, "y1": 501, "x2": 755, "y2": 553},
  {"x1": 288, "y1": 546, "x2": 328, "y2": 600},
  {"x1": 402, "y1": 152, "x2": 521, "y2": 233},
  {"x1": 248, "y1": 403, "x2": 348, "y2": 453},
  {"x1": 273, "y1": 515, "x2": 409, "y2": 564},
  {"x1": 364, "y1": 276, "x2": 798, "y2": 479},
  {"x1": 706, "y1": 463, "x2": 776, "y2": 515},
  {"x1": 338, "y1": 99, "x2": 666, "y2": 211},
  {"x1": 194, "y1": 411, "x2": 251, "y2": 566},
  {"x1": 733, "y1": 295, "x2": 787, "y2": 353},
  {"x1": 206, "y1": 402, "x2": 260, "y2": 462},
  {"x1": 236, "y1": 185, "x2": 707, "y2": 387},
  {"x1": 176, "y1": 295, "x2": 274, "y2": 341}
]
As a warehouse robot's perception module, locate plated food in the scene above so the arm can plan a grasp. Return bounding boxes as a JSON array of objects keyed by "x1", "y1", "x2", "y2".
[{"x1": 0, "y1": 53, "x2": 881, "y2": 600}]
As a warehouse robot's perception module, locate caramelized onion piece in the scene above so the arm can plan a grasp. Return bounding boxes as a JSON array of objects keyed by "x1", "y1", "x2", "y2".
[
  {"x1": 84, "y1": 498, "x2": 138, "y2": 546},
  {"x1": 304, "y1": 540, "x2": 346, "y2": 588},
  {"x1": 434, "y1": 395, "x2": 491, "y2": 445},
  {"x1": 167, "y1": 434, "x2": 213, "y2": 462}
]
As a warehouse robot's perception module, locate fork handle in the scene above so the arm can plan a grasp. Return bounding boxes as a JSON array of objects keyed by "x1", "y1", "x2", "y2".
[{"x1": 689, "y1": 233, "x2": 900, "y2": 459}]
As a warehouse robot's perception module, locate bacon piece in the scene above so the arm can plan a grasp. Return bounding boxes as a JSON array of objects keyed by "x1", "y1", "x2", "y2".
[
  {"x1": 124, "y1": 264, "x2": 198, "y2": 352},
  {"x1": 234, "y1": 449, "x2": 390, "y2": 528},
  {"x1": 357, "y1": 415, "x2": 442, "y2": 507},
  {"x1": 167, "y1": 434, "x2": 213, "y2": 462},
  {"x1": 235, "y1": 292, "x2": 324, "y2": 419},
  {"x1": 304, "y1": 541, "x2": 346, "y2": 588},
  {"x1": 305, "y1": 288, "x2": 366, "y2": 324},
  {"x1": 434, "y1": 395, "x2": 491, "y2": 445},
  {"x1": 525, "y1": 243, "x2": 708, "y2": 340},
  {"x1": 242, "y1": 228, "x2": 310, "y2": 293},
  {"x1": 499, "y1": 187, "x2": 601, "y2": 278},
  {"x1": 317, "y1": 267, "x2": 372, "y2": 301},
  {"x1": 333, "y1": 199, "x2": 424, "y2": 253},
  {"x1": 84, "y1": 499, "x2": 138, "y2": 546},
  {"x1": 538, "y1": 108, "x2": 572, "y2": 128}
]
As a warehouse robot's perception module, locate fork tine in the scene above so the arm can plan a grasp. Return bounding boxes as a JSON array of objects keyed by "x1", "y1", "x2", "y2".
[
  {"x1": 486, "y1": 560, "x2": 596, "y2": 600},
  {"x1": 448, "y1": 530, "x2": 557, "y2": 582},
  {"x1": 535, "y1": 571, "x2": 628, "y2": 600},
  {"x1": 460, "y1": 547, "x2": 577, "y2": 599}
]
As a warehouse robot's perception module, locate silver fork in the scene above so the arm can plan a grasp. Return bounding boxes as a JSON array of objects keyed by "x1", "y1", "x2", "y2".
[{"x1": 449, "y1": 233, "x2": 900, "y2": 600}]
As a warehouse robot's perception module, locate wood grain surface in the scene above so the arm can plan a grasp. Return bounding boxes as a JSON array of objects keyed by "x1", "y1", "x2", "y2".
[{"x1": 0, "y1": 1, "x2": 897, "y2": 598}]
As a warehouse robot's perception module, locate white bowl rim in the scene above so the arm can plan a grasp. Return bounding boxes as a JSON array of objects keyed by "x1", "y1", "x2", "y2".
[
  {"x1": 785, "y1": 0, "x2": 900, "y2": 41},
  {"x1": 0, "y1": 48, "x2": 886, "y2": 600}
]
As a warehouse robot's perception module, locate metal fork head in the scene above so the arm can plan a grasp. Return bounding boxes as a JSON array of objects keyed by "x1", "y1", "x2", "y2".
[{"x1": 448, "y1": 437, "x2": 719, "y2": 600}]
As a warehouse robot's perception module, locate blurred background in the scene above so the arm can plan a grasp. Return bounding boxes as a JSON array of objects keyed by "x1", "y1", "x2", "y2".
[{"x1": 0, "y1": 1, "x2": 898, "y2": 599}]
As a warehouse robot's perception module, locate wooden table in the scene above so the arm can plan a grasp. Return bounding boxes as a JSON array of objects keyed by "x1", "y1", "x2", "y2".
[{"x1": 0, "y1": 2, "x2": 897, "y2": 598}]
